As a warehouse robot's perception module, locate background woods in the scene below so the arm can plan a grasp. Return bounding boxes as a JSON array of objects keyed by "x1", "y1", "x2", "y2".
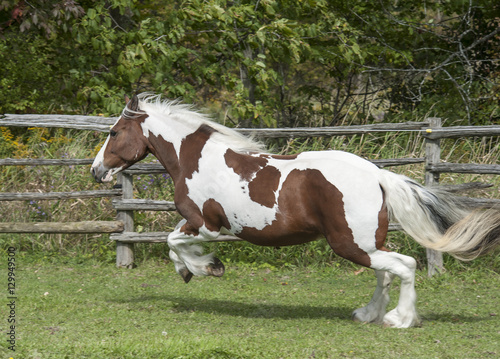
[{"x1": 0, "y1": 0, "x2": 499, "y2": 126}]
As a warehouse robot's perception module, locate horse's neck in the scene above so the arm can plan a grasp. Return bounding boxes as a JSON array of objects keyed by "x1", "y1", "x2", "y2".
[
  {"x1": 147, "y1": 135, "x2": 182, "y2": 181},
  {"x1": 147, "y1": 124, "x2": 222, "y2": 185}
]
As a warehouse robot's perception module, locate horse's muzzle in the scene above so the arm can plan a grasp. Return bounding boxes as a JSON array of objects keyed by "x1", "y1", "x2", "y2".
[
  {"x1": 91, "y1": 162, "x2": 122, "y2": 183},
  {"x1": 91, "y1": 164, "x2": 108, "y2": 183},
  {"x1": 91, "y1": 166, "x2": 102, "y2": 183}
]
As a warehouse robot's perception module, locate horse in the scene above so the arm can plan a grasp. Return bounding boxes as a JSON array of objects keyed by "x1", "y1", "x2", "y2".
[{"x1": 91, "y1": 93, "x2": 500, "y2": 328}]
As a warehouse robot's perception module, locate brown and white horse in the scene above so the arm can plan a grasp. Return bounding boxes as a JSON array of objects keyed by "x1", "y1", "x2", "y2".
[{"x1": 92, "y1": 94, "x2": 500, "y2": 328}]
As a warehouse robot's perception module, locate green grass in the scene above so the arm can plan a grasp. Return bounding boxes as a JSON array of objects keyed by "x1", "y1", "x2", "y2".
[{"x1": 1, "y1": 254, "x2": 499, "y2": 359}]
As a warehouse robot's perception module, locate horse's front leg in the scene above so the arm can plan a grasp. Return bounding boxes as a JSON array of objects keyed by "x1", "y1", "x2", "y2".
[{"x1": 167, "y1": 221, "x2": 225, "y2": 283}]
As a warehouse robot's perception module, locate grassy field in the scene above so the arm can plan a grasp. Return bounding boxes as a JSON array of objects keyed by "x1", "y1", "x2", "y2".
[{"x1": 1, "y1": 254, "x2": 498, "y2": 359}]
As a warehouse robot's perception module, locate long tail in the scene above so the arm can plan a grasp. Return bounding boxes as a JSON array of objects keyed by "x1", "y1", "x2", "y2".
[{"x1": 378, "y1": 169, "x2": 500, "y2": 261}]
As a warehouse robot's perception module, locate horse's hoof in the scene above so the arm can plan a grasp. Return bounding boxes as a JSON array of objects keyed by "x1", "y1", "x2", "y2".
[
  {"x1": 208, "y1": 257, "x2": 225, "y2": 277},
  {"x1": 179, "y1": 268, "x2": 194, "y2": 283}
]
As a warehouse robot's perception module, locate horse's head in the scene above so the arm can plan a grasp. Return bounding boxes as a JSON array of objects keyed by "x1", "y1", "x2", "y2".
[{"x1": 91, "y1": 95, "x2": 150, "y2": 183}]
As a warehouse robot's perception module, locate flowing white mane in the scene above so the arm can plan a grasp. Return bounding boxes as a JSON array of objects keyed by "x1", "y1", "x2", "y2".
[{"x1": 130, "y1": 93, "x2": 265, "y2": 154}]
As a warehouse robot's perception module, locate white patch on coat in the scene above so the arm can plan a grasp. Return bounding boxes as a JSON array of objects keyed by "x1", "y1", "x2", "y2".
[
  {"x1": 91, "y1": 136, "x2": 110, "y2": 172},
  {"x1": 91, "y1": 116, "x2": 121, "y2": 173},
  {"x1": 140, "y1": 111, "x2": 195, "y2": 158},
  {"x1": 185, "y1": 143, "x2": 277, "y2": 233}
]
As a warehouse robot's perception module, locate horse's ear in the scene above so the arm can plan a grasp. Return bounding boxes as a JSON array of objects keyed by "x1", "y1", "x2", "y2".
[{"x1": 125, "y1": 94, "x2": 140, "y2": 112}]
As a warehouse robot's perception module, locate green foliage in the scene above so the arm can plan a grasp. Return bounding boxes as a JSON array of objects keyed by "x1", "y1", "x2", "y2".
[{"x1": 1, "y1": 0, "x2": 498, "y2": 124}]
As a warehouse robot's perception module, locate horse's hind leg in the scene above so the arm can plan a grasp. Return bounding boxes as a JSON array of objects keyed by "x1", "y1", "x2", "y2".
[
  {"x1": 352, "y1": 270, "x2": 395, "y2": 324},
  {"x1": 368, "y1": 250, "x2": 420, "y2": 328},
  {"x1": 326, "y1": 232, "x2": 419, "y2": 327}
]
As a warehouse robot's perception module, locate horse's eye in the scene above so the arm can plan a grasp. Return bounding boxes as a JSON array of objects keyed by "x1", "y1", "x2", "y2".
[{"x1": 110, "y1": 130, "x2": 117, "y2": 138}]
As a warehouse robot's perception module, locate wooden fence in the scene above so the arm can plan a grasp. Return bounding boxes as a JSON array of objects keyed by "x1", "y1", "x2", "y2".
[{"x1": 1, "y1": 113, "x2": 500, "y2": 275}]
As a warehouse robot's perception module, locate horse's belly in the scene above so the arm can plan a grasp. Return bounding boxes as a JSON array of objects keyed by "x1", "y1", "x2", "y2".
[{"x1": 238, "y1": 228, "x2": 320, "y2": 246}]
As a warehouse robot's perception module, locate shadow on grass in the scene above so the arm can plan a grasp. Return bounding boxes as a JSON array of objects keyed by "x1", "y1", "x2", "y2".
[
  {"x1": 112, "y1": 294, "x2": 354, "y2": 320},
  {"x1": 420, "y1": 312, "x2": 496, "y2": 324},
  {"x1": 111, "y1": 294, "x2": 495, "y2": 324}
]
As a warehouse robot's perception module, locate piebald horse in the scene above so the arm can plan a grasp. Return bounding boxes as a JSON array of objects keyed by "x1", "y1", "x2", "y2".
[{"x1": 92, "y1": 94, "x2": 499, "y2": 328}]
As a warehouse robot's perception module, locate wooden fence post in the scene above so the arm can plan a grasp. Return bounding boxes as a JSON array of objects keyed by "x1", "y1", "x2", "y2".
[
  {"x1": 424, "y1": 117, "x2": 443, "y2": 276},
  {"x1": 116, "y1": 173, "x2": 135, "y2": 268}
]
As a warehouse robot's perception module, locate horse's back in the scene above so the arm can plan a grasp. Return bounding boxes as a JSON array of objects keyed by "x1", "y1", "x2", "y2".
[
  {"x1": 274, "y1": 150, "x2": 384, "y2": 226},
  {"x1": 269, "y1": 150, "x2": 382, "y2": 199}
]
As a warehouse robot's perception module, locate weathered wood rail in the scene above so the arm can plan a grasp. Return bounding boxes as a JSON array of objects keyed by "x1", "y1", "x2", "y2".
[
  {"x1": 0, "y1": 221, "x2": 123, "y2": 233},
  {"x1": 0, "y1": 114, "x2": 116, "y2": 132},
  {"x1": 0, "y1": 158, "x2": 94, "y2": 166},
  {"x1": 1, "y1": 114, "x2": 499, "y2": 274},
  {"x1": 0, "y1": 189, "x2": 122, "y2": 201}
]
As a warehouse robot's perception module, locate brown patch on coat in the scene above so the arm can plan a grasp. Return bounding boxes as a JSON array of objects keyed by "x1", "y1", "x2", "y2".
[
  {"x1": 305, "y1": 170, "x2": 372, "y2": 268},
  {"x1": 146, "y1": 133, "x2": 203, "y2": 228},
  {"x1": 248, "y1": 166, "x2": 281, "y2": 208},
  {"x1": 238, "y1": 168, "x2": 372, "y2": 267},
  {"x1": 375, "y1": 188, "x2": 390, "y2": 252},
  {"x1": 174, "y1": 190, "x2": 204, "y2": 231},
  {"x1": 168, "y1": 124, "x2": 219, "y2": 231},
  {"x1": 261, "y1": 154, "x2": 299, "y2": 160},
  {"x1": 178, "y1": 220, "x2": 200, "y2": 236},
  {"x1": 238, "y1": 169, "x2": 323, "y2": 246},
  {"x1": 202, "y1": 199, "x2": 231, "y2": 232},
  {"x1": 146, "y1": 125, "x2": 217, "y2": 233},
  {"x1": 224, "y1": 149, "x2": 268, "y2": 181},
  {"x1": 147, "y1": 135, "x2": 180, "y2": 178},
  {"x1": 179, "y1": 124, "x2": 217, "y2": 179}
]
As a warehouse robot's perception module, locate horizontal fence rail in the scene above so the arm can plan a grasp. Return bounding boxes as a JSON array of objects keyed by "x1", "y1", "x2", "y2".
[
  {"x1": 0, "y1": 221, "x2": 124, "y2": 234},
  {"x1": 2, "y1": 114, "x2": 499, "y2": 139},
  {"x1": 110, "y1": 232, "x2": 243, "y2": 243},
  {"x1": 428, "y1": 163, "x2": 500, "y2": 175},
  {"x1": 2, "y1": 114, "x2": 428, "y2": 135},
  {"x1": 109, "y1": 223, "x2": 406, "y2": 244},
  {"x1": 422, "y1": 125, "x2": 500, "y2": 139},
  {"x1": 236, "y1": 122, "x2": 429, "y2": 138},
  {"x1": 0, "y1": 114, "x2": 116, "y2": 132},
  {"x1": 0, "y1": 189, "x2": 122, "y2": 201},
  {"x1": 1, "y1": 114, "x2": 499, "y2": 273},
  {"x1": 112, "y1": 199, "x2": 176, "y2": 212},
  {"x1": 0, "y1": 158, "x2": 94, "y2": 166}
]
